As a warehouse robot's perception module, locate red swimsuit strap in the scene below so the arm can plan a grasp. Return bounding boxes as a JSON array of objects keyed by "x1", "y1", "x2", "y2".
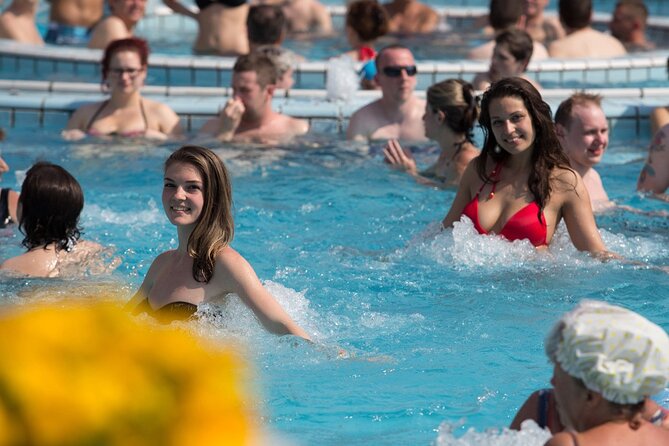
[{"x1": 477, "y1": 162, "x2": 503, "y2": 199}]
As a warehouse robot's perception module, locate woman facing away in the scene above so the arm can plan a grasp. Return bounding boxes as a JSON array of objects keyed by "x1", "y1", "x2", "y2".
[
  {"x1": 342, "y1": 0, "x2": 389, "y2": 90},
  {"x1": 0, "y1": 162, "x2": 112, "y2": 277},
  {"x1": 441, "y1": 77, "x2": 611, "y2": 254},
  {"x1": 542, "y1": 300, "x2": 669, "y2": 446},
  {"x1": 126, "y1": 145, "x2": 311, "y2": 340},
  {"x1": 384, "y1": 79, "x2": 480, "y2": 187},
  {"x1": 63, "y1": 38, "x2": 182, "y2": 141},
  {"x1": 472, "y1": 28, "x2": 541, "y2": 92},
  {"x1": 0, "y1": 155, "x2": 19, "y2": 228}
]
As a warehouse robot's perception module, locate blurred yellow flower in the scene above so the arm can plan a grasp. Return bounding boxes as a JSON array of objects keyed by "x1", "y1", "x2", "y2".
[{"x1": 0, "y1": 299, "x2": 254, "y2": 446}]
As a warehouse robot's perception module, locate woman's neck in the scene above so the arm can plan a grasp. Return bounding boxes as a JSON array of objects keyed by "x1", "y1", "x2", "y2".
[
  {"x1": 436, "y1": 129, "x2": 467, "y2": 160},
  {"x1": 176, "y1": 225, "x2": 193, "y2": 253},
  {"x1": 108, "y1": 90, "x2": 142, "y2": 108}
]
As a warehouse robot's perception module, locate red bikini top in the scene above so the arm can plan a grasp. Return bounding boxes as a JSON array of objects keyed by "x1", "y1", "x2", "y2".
[
  {"x1": 461, "y1": 163, "x2": 547, "y2": 247},
  {"x1": 358, "y1": 46, "x2": 376, "y2": 62}
]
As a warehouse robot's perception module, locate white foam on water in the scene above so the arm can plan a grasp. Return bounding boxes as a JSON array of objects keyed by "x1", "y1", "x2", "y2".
[
  {"x1": 83, "y1": 199, "x2": 163, "y2": 227},
  {"x1": 435, "y1": 420, "x2": 551, "y2": 446}
]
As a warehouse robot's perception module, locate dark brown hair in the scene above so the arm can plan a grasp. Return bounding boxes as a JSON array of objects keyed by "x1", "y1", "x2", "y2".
[
  {"x1": 247, "y1": 4, "x2": 286, "y2": 46},
  {"x1": 19, "y1": 162, "x2": 84, "y2": 252},
  {"x1": 559, "y1": 0, "x2": 592, "y2": 30},
  {"x1": 495, "y1": 28, "x2": 534, "y2": 70},
  {"x1": 426, "y1": 79, "x2": 479, "y2": 142},
  {"x1": 477, "y1": 77, "x2": 572, "y2": 217},
  {"x1": 346, "y1": 0, "x2": 389, "y2": 42}
]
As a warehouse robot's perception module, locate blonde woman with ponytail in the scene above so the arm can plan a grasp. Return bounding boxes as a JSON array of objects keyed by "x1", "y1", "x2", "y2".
[
  {"x1": 127, "y1": 145, "x2": 310, "y2": 340},
  {"x1": 383, "y1": 79, "x2": 480, "y2": 187}
]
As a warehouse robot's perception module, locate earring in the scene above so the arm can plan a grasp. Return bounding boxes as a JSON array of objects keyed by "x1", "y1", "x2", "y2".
[{"x1": 494, "y1": 145, "x2": 502, "y2": 154}]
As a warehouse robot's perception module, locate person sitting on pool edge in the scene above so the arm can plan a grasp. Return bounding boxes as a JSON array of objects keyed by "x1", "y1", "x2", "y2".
[
  {"x1": 0, "y1": 162, "x2": 116, "y2": 277},
  {"x1": 199, "y1": 52, "x2": 309, "y2": 143},
  {"x1": 347, "y1": 44, "x2": 426, "y2": 142},
  {"x1": 472, "y1": 28, "x2": 541, "y2": 91},
  {"x1": 554, "y1": 93, "x2": 613, "y2": 212},
  {"x1": 383, "y1": 78, "x2": 479, "y2": 187},
  {"x1": 63, "y1": 38, "x2": 182, "y2": 140},
  {"x1": 88, "y1": 0, "x2": 147, "y2": 50},
  {"x1": 542, "y1": 300, "x2": 669, "y2": 446}
]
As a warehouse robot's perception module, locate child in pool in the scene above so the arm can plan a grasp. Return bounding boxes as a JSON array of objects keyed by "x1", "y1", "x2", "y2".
[{"x1": 126, "y1": 145, "x2": 311, "y2": 340}]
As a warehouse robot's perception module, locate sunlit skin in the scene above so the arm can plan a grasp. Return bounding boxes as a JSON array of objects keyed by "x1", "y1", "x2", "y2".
[
  {"x1": 87, "y1": 0, "x2": 146, "y2": 49},
  {"x1": 489, "y1": 96, "x2": 535, "y2": 159},
  {"x1": 557, "y1": 104, "x2": 608, "y2": 173},
  {"x1": 63, "y1": 49, "x2": 182, "y2": 140},
  {"x1": 162, "y1": 162, "x2": 204, "y2": 228},
  {"x1": 490, "y1": 45, "x2": 526, "y2": 81},
  {"x1": 347, "y1": 47, "x2": 426, "y2": 141},
  {"x1": 199, "y1": 70, "x2": 308, "y2": 143}
]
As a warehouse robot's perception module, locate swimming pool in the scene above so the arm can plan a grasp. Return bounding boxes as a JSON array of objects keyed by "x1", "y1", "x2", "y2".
[{"x1": 0, "y1": 125, "x2": 667, "y2": 445}]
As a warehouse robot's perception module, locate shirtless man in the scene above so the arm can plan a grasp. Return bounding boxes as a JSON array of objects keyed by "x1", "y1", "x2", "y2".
[
  {"x1": 163, "y1": 0, "x2": 249, "y2": 56},
  {"x1": 0, "y1": 0, "x2": 43, "y2": 44},
  {"x1": 523, "y1": 0, "x2": 564, "y2": 46},
  {"x1": 252, "y1": 0, "x2": 331, "y2": 35},
  {"x1": 199, "y1": 53, "x2": 309, "y2": 143},
  {"x1": 609, "y1": 0, "x2": 654, "y2": 52},
  {"x1": 346, "y1": 45, "x2": 426, "y2": 142},
  {"x1": 555, "y1": 93, "x2": 612, "y2": 211},
  {"x1": 44, "y1": 0, "x2": 103, "y2": 44},
  {"x1": 638, "y1": 124, "x2": 669, "y2": 201},
  {"x1": 548, "y1": 0, "x2": 626, "y2": 58},
  {"x1": 88, "y1": 0, "x2": 146, "y2": 49},
  {"x1": 382, "y1": 0, "x2": 438, "y2": 35},
  {"x1": 468, "y1": 0, "x2": 548, "y2": 61}
]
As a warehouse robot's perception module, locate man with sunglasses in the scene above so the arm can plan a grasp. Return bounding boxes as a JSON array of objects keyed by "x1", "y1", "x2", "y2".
[{"x1": 347, "y1": 45, "x2": 426, "y2": 142}]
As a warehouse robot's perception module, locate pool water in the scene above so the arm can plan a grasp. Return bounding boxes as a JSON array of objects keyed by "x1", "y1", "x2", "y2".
[{"x1": 0, "y1": 127, "x2": 668, "y2": 445}]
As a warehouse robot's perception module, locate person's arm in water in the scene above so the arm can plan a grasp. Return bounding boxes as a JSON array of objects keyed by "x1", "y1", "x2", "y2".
[
  {"x1": 638, "y1": 125, "x2": 669, "y2": 199},
  {"x1": 555, "y1": 168, "x2": 612, "y2": 257},
  {"x1": 214, "y1": 247, "x2": 312, "y2": 341},
  {"x1": 441, "y1": 160, "x2": 477, "y2": 227}
]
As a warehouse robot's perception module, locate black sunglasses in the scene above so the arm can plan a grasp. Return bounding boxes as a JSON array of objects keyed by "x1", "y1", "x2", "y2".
[{"x1": 382, "y1": 65, "x2": 418, "y2": 77}]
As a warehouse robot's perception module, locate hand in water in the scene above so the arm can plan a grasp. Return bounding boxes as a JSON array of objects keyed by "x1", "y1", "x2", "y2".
[{"x1": 383, "y1": 139, "x2": 417, "y2": 174}]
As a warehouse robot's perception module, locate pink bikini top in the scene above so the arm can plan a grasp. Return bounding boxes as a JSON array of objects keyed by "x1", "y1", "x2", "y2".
[{"x1": 461, "y1": 163, "x2": 547, "y2": 247}]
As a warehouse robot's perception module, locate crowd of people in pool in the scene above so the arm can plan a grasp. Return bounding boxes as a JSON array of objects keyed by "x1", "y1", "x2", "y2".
[{"x1": 1, "y1": 0, "x2": 669, "y2": 444}]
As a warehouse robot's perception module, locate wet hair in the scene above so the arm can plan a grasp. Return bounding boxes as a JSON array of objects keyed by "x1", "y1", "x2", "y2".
[
  {"x1": 101, "y1": 37, "x2": 149, "y2": 81},
  {"x1": 19, "y1": 162, "x2": 83, "y2": 252},
  {"x1": 495, "y1": 28, "x2": 534, "y2": 70},
  {"x1": 559, "y1": 0, "x2": 592, "y2": 30},
  {"x1": 426, "y1": 79, "x2": 479, "y2": 142},
  {"x1": 489, "y1": 0, "x2": 524, "y2": 31},
  {"x1": 375, "y1": 44, "x2": 412, "y2": 70},
  {"x1": 247, "y1": 4, "x2": 286, "y2": 46},
  {"x1": 477, "y1": 77, "x2": 572, "y2": 216},
  {"x1": 165, "y1": 146, "x2": 234, "y2": 283},
  {"x1": 233, "y1": 53, "x2": 278, "y2": 87},
  {"x1": 346, "y1": 0, "x2": 389, "y2": 42},
  {"x1": 554, "y1": 92, "x2": 603, "y2": 129}
]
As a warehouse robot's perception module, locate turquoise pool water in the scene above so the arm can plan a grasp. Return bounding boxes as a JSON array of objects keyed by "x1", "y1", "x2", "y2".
[{"x1": 0, "y1": 126, "x2": 668, "y2": 445}]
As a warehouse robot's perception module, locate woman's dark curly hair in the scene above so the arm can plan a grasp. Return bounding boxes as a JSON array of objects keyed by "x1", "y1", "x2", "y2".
[
  {"x1": 477, "y1": 77, "x2": 572, "y2": 217},
  {"x1": 19, "y1": 162, "x2": 83, "y2": 252}
]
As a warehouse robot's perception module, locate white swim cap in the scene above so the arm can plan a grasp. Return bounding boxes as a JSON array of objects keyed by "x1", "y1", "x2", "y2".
[{"x1": 545, "y1": 300, "x2": 669, "y2": 404}]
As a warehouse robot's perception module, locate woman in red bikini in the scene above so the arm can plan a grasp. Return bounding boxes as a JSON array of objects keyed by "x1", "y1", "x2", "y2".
[
  {"x1": 442, "y1": 77, "x2": 610, "y2": 254},
  {"x1": 63, "y1": 37, "x2": 182, "y2": 140}
]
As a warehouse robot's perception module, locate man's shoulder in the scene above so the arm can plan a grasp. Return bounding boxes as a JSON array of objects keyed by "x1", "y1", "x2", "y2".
[{"x1": 350, "y1": 99, "x2": 384, "y2": 120}]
